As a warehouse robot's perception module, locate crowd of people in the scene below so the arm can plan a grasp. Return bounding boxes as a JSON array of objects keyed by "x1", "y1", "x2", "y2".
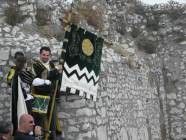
[{"x1": 1, "y1": 46, "x2": 63, "y2": 140}]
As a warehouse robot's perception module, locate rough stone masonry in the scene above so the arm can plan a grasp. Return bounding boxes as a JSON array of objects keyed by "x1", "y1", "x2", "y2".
[{"x1": 0, "y1": 0, "x2": 186, "y2": 140}]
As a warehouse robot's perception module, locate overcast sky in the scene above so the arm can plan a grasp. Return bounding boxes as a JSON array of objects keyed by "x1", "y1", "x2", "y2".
[
  {"x1": 66, "y1": 0, "x2": 186, "y2": 5},
  {"x1": 140, "y1": 0, "x2": 186, "y2": 5},
  {"x1": 66, "y1": 0, "x2": 73, "y2": 4}
]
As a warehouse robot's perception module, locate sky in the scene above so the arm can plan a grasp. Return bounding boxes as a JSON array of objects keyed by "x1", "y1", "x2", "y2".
[
  {"x1": 66, "y1": 0, "x2": 186, "y2": 5},
  {"x1": 65, "y1": 0, "x2": 73, "y2": 4},
  {"x1": 140, "y1": 0, "x2": 186, "y2": 5},
  {"x1": 65, "y1": 0, "x2": 186, "y2": 5}
]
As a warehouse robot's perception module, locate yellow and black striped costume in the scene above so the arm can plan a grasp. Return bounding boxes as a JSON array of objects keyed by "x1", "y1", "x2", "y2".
[{"x1": 31, "y1": 59, "x2": 62, "y2": 135}]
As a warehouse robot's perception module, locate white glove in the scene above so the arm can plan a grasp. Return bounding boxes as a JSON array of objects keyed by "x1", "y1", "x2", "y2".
[
  {"x1": 32, "y1": 78, "x2": 51, "y2": 86},
  {"x1": 44, "y1": 79, "x2": 51, "y2": 85}
]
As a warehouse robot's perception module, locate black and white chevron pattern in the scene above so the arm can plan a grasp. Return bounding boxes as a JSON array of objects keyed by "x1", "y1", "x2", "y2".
[{"x1": 60, "y1": 62, "x2": 99, "y2": 101}]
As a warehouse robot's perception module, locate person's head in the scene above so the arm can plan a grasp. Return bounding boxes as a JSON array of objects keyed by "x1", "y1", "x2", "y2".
[
  {"x1": 14, "y1": 51, "x2": 24, "y2": 59},
  {"x1": 15, "y1": 56, "x2": 27, "y2": 72},
  {"x1": 0, "y1": 122, "x2": 13, "y2": 140},
  {"x1": 39, "y1": 46, "x2": 51, "y2": 63},
  {"x1": 18, "y1": 114, "x2": 35, "y2": 134}
]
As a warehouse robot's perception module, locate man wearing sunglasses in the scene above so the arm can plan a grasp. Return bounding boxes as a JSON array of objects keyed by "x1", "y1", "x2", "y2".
[{"x1": 14, "y1": 114, "x2": 42, "y2": 140}]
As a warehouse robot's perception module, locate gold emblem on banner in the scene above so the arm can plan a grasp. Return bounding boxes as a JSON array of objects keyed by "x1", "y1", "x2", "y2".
[{"x1": 82, "y1": 39, "x2": 94, "y2": 56}]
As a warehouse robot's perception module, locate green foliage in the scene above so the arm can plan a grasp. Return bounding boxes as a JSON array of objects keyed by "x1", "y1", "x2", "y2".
[
  {"x1": 134, "y1": 0, "x2": 146, "y2": 16},
  {"x1": 165, "y1": 0, "x2": 184, "y2": 20},
  {"x1": 76, "y1": 1, "x2": 104, "y2": 30},
  {"x1": 4, "y1": 4, "x2": 27, "y2": 26},
  {"x1": 136, "y1": 36, "x2": 157, "y2": 54},
  {"x1": 35, "y1": 8, "x2": 51, "y2": 26},
  {"x1": 164, "y1": 8, "x2": 184, "y2": 20},
  {"x1": 146, "y1": 16, "x2": 160, "y2": 31},
  {"x1": 133, "y1": 0, "x2": 184, "y2": 31},
  {"x1": 133, "y1": 1, "x2": 161, "y2": 31},
  {"x1": 131, "y1": 27, "x2": 141, "y2": 38},
  {"x1": 173, "y1": 32, "x2": 186, "y2": 43},
  {"x1": 116, "y1": 21, "x2": 126, "y2": 35},
  {"x1": 174, "y1": 36, "x2": 185, "y2": 43},
  {"x1": 36, "y1": 24, "x2": 64, "y2": 41}
]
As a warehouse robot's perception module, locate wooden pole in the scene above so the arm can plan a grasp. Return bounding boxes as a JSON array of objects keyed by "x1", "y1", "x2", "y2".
[{"x1": 44, "y1": 80, "x2": 59, "y2": 140}]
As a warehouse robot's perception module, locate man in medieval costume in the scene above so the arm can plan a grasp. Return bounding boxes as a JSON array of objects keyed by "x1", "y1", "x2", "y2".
[
  {"x1": 11, "y1": 55, "x2": 35, "y2": 135},
  {"x1": 31, "y1": 46, "x2": 62, "y2": 140}
]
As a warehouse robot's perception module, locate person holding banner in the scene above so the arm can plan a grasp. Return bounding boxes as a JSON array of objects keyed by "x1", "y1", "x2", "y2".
[
  {"x1": 11, "y1": 55, "x2": 35, "y2": 135},
  {"x1": 31, "y1": 46, "x2": 62, "y2": 140}
]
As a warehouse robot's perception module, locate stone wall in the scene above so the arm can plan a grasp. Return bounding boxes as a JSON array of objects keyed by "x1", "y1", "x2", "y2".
[
  {"x1": 58, "y1": 48, "x2": 160, "y2": 140},
  {"x1": 0, "y1": 24, "x2": 160, "y2": 140},
  {"x1": 1, "y1": 0, "x2": 186, "y2": 140},
  {"x1": 158, "y1": 22, "x2": 186, "y2": 139},
  {"x1": 0, "y1": 0, "x2": 160, "y2": 140}
]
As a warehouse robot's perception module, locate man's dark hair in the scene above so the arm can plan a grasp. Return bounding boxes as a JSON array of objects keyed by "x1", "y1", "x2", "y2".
[
  {"x1": 40, "y1": 46, "x2": 51, "y2": 54},
  {"x1": 14, "y1": 51, "x2": 24, "y2": 59},
  {"x1": 15, "y1": 56, "x2": 27, "y2": 72},
  {"x1": 0, "y1": 122, "x2": 12, "y2": 134}
]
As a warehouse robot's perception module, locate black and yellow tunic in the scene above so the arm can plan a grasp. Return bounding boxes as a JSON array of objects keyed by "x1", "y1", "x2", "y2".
[
  {"x1": 11, "y1": 69, "x2": 35, "y2": 135},
  {"x1": 31, "y1": 59, "x2": 61, "y2": 134},
  {"x1": 7, "y1": 65, "x2": 16, "y2": 86}
]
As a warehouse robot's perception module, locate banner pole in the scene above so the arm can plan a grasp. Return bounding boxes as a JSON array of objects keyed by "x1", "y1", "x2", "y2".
[{"x1": 44, "y1": 80, "x2": 59, "y2": 140}]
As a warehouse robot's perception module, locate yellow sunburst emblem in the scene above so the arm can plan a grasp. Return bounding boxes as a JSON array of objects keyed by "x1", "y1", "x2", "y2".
[{"x1": 82, "y1": 39, "x2": 94, "y2": 56}]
